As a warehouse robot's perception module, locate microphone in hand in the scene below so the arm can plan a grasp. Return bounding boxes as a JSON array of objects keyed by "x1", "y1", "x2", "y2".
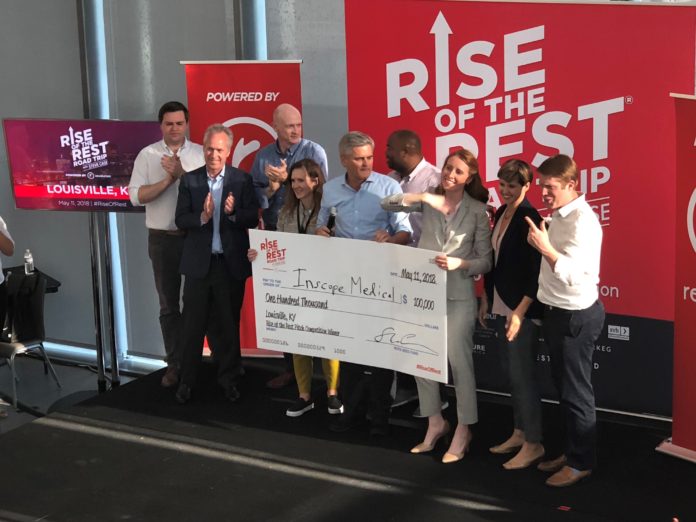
[{"x1": 326, "y1": 206, "x2": 337, "y2": 235}]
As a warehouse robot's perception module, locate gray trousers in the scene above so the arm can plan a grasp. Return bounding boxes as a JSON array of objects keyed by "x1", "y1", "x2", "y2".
[
  {"x1": 495, "y1": 315, "x2": 543, "y2": 442},
  {"x1": 147, "y1": 230, "x2": 184, "y2": 369},
  {"x1": 416, "y1": 297, "x2": 478, "y2": 425}
]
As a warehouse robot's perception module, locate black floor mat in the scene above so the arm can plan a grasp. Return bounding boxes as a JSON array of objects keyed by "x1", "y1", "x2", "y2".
[{"x1": 0, "y1": 360, "x2": 692, "y2": 522}]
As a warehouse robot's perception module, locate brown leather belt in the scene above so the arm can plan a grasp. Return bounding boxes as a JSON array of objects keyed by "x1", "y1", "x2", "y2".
[{"x1": 148, "y1": 228, "x2": 185, "y2": 237}]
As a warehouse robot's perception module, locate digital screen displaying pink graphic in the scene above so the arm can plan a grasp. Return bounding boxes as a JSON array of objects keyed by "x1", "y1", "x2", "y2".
[{"x1": 3, "y1": 119, "x2": 161, "y2": 212}]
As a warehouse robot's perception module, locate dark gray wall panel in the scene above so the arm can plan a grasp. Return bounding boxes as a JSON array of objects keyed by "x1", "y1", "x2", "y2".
[{"x1": 0, "y1": 1, "x2": 95, "y2": 346}]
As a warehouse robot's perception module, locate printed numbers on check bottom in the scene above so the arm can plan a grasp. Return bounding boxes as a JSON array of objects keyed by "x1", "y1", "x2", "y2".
[{"x1": 412, "y1": 297, "x2": 435, "y2": 311}]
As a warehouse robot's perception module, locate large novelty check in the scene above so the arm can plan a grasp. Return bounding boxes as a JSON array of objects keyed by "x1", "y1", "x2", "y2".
[{"x1": 250, "y1": 230, "x2": 448, "y2": 382}]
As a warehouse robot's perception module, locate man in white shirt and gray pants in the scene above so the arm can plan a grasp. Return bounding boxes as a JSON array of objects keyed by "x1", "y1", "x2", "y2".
[
  {"x1": 526, "y1": 154, "x2": 605, "y2": 488},
  {"x1": 129, "y1": 101, "x2": 204, "y2": 388}
]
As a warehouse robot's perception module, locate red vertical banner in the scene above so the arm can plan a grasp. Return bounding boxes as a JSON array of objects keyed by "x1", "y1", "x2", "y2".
[
  {"x1": 183, "y1": 60, "x2": 302, "y2": 171},
  {"x1": 183, "y1": 60, "x2": 302, "y2": 355},
  {"x1": 660, "y1": 94, "x2": 696, "y2": 462}
]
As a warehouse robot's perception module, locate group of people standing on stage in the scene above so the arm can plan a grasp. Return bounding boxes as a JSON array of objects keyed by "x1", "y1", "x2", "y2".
[{"x1": 130, "y1": 100, "x2": 605, "y2": 488}]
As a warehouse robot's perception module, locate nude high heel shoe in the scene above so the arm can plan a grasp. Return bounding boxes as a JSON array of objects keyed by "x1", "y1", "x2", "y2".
[
  {"x1": 442, "y1": 430, "x2": 472, "y2": 463},
  {"x1": 410, "y1": 421, "x2": 450, "y2": 454},
  {"x1": 502, "y1": 445, "x2": 545, "y2": 470}
]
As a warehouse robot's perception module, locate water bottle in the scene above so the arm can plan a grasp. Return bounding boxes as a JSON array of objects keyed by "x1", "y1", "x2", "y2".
[{"x1": 23, "y1": 249, "x2": 34, "y2": 275}]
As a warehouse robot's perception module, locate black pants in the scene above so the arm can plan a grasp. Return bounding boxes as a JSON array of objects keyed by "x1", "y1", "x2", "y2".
[
  {"x1": 179, "y1": 256, "x2": 245, "y2": 390},
  {"x1": 543, "y1": 300, "x2": 605, "y2": 471},
  {"x1": 341, "y1": 362, "x2": 392, "y2": 426},
  {"x1": 0, "y1": 280, "x2": 6, "y2": 341},
  {"x1": 147, "y1": 230, "x2": 185, "y2": 369}
]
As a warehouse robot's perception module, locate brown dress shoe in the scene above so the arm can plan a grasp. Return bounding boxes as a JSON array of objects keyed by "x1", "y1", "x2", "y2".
[
  {"x1": 266, "y1": 371, "x2": 295, "y2": 389},
  {"x1": 161, "y1": 367, "x2": 179, "y2": 388},
  {"x1": 545, "y1": 465, "x2": 591, "y2": 487},
  {"x1": 537, "y1": 454, "x2": 567, "y2": 473}
]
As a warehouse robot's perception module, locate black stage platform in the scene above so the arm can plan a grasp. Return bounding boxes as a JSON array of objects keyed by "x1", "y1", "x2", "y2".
[{"x1": 0, "y1": 360, "x2": 692, "y2": 522}]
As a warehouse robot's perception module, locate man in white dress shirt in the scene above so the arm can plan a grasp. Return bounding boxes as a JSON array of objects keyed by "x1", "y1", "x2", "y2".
[
  {"x1": 385, "y1": 130, "x2": 440, "y2": 247},
  {"x1": 129, "y1": 101, "x2": 204, "y2": 388},
  {"x1": 526, "y1": 154, "x2": 605, "y2": 487}
]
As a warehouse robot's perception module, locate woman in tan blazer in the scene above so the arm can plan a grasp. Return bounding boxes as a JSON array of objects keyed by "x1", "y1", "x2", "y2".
[{"x1": 382, "y1": 148, "x2": 492, "y2": 463}]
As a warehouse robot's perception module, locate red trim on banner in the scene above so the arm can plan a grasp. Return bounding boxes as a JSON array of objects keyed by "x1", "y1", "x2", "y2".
[{"x1": 672, "y1": 96, "x2": 696, "y2": 453}]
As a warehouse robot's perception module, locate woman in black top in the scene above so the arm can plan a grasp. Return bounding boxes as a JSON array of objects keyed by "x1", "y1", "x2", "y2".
[{"x1": 478, "y1": 159, "x2": 545, "y2": 470}]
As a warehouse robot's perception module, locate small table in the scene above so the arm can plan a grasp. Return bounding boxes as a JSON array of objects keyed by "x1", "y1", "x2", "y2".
[{"x1": 2, "y1": 266, "x2": 61, "y2": 293}]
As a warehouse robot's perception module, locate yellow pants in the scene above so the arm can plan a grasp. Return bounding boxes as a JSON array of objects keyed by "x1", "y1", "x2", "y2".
[{"x1": 293, "y1": 354, "x2": 340, "y2": 395}]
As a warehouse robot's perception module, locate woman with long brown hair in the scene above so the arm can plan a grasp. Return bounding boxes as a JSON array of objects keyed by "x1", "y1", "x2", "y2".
[
  {"x1": 249, "y1": 158, "x2": 343, "y2": 418},
  {"x1": 382, "y1": 148, "x2": 492, "y2": 463}
]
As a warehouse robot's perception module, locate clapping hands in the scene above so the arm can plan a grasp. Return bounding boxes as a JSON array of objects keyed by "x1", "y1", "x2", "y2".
[
  {"x1": 201, "y1": 193, "x2": 214, "y2": 224},
  {"x1": 224, "y1": 192, "x2": 235, "y2": 215},
  {"x1": 265, "y1": 158, "x2": 288, "y2": 184},
  {"x1": 161, "y1": 153, "x2": 185, "y2": 180}
]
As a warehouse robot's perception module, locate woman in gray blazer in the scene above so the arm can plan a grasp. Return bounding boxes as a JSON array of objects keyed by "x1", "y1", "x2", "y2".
[{"x1": 382, "y1": 148, "x2": 492, "y2": 463}]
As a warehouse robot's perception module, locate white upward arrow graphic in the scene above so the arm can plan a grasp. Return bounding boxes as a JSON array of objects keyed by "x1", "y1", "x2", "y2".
[{"x1": 430, "y1": 12, "x2": 452, "y2": 108}]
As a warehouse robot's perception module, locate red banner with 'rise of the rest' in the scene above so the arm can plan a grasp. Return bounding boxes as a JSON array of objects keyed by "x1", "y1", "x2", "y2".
[
  {"x1": 345, "y1": 0, "x2": 695, "y2": 322},
  {"x1": 346, "y1": 0, "x2": 695, "y2": 416}
]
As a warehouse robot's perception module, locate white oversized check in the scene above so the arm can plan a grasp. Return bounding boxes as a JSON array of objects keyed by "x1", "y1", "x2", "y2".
[{"x1": 250, "y1": 230, "x2": 448, "y2": 383}]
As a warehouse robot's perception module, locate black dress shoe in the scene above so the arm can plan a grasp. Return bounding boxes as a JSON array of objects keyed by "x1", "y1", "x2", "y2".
[
  {"x1": 369, "y1": 421, "x2": 389, "y2": 437},
  {"x1": 265, "y1": 371, "x2": 294, "y2": 389},
  {"x1": 224, "y1": 385, "x2": 241, "y2": 403},
  {"x1": 329, "y1": 415, "x2": 364, "y2": 433},
  {"x1": 176, "y1": 383, "x2": 191, "y2": 404}
]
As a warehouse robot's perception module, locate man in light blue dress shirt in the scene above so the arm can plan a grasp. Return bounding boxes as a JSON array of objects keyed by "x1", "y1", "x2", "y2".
[
  {"x1": 317, "y1": 131, "x2": 411, "y2": 437},
  {"x1": 250, "y1": 104, "x2": 328, "y2": 230}
]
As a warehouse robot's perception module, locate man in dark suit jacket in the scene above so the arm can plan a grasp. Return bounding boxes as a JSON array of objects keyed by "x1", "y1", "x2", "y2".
[{"x1": 174, "y1": 124, "x2": 259, "y2": 404}]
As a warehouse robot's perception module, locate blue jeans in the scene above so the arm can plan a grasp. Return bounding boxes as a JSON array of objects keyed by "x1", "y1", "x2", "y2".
[
  {"x1": 543, "y1": 300, "x2": 605, "y2": 471},
  {"x1": 495, "y1": 315, "x2": 542, "y2": 442}
]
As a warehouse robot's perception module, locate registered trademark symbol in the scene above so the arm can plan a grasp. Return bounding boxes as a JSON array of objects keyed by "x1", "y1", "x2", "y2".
[{"x1": 625, "y1": 95, "x2": 633, "y2": 104}]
